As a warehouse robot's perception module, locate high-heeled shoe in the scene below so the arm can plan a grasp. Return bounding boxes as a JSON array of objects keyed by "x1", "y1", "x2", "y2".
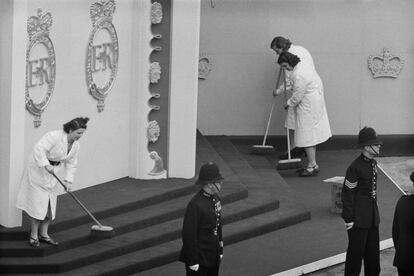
[
  {"x1": 29, "y1": 236, "x2": 40, "y2": 248},
  {"x1": 39, "y1": 235, "x2": 59, "y2": 246},
  {"x1": 299, "y1": 165, "x2": 319, "y2": 177}
]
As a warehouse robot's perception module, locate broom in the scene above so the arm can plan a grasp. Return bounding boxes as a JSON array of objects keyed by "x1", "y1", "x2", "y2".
[
  {"x1": 277, "y1": 69, "x2": 302, "y2": 170},
  {"x1": 50, "y1": 172, "x2": 115, "y2": 238},
  {"x1": 251, "y1": 69, "x2": 283, "y2": 154}
]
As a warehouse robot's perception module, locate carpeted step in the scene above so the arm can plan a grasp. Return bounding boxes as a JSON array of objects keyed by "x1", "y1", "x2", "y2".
[
  {"x1": 0, "y1": 178, "x2": 199, "y2": 241},
  {"x1": 53, "y1": 205, "x2": 309, "y2": 276},
  {"x1": 0, "y1": 179, "x2": 247, "y2": 258},
  {"x1": 196, "y1": 132, "x2": 241, "y2": 185},
  {"x1": 0, "y1": 189, "x2": 280, "y2": 274}
]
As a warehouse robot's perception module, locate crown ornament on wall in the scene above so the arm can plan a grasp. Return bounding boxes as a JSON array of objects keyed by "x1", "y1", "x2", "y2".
[
  {"x1": 27, "y1": 8, "x2": 53, "y2": 39},
  {"x1": 90, "y1": 0, "x2": 116, "y2": 25},
  {"x1": 368, "y1": 48, "x2": 404, "y2": 78}
]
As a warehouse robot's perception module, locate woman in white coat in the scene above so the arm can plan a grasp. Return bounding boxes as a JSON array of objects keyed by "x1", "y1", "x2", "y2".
[
  {"x1": 16, "y1": 117, "x2": 89, "y2": 247},
  {"x1": 277, "y1": 52, "x2": 331, "y2": 176},
  {"x1": 271, "y1": 36, "x2": 316, "y2": 159}
]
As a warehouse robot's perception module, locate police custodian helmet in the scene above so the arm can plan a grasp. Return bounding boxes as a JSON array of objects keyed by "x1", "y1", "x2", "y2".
[{"x1": 358, "y1": 127, "x2": 383, "y2": 147}]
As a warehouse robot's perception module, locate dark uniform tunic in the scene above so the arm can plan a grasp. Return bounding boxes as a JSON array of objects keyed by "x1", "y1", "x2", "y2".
[
  {"x1": 179, "y1": 190, "x2": 223, "y2": 275},
  {"x1": 392, "y1": 194, "x2": 414, "y2": 276},
  {"x1": 341, "y1": 154, "x2": 380, "y2": 276}
]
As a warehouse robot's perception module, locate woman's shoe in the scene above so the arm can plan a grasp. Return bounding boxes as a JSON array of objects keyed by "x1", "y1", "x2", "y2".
[
  {"x1": 29, "y1": 236, "x2": 40, "y2": 248},
  {"x1": 299, "y1": 165, "x2": 319, "y2": 177},
  {"x1": 39, "y1": 235, "x2": 59, "y2": 246},
  {"x1": 297, "y1": 165, "x2": 319, "y2": 174}
]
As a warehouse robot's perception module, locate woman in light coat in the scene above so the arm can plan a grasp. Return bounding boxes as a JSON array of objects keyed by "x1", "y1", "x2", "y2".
[
  {"x1": 277, "y1": 51, "x2": 331, "y2": 176},
  {"x1": 271, "y1": 36, "x2": 316, "y2": 159},
  {"x1": 16, "y1": 117, "x2": 89, "y2": 247}
]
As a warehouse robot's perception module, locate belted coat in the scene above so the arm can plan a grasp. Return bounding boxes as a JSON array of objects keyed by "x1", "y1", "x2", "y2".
[{"x1": 16, "y1": 130, "x2": 80, "y2": 220}]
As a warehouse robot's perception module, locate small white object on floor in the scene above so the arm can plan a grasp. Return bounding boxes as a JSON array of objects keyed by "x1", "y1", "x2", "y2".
[{"x1": 323, "y1": 176, "x2": 345, "y2": 184}]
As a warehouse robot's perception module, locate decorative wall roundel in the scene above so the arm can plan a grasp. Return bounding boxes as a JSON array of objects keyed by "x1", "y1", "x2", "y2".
[
  {"x1": 25, "y1": 8, "x2": 56, "y2": 127},
  {"x1": 86, "y1": 0, "x2": 119, "y2": 112}
]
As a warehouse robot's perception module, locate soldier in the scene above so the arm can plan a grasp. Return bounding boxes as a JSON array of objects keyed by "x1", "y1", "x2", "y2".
[
  {"x1": 179, "y1": 162, "x2": 224, "y2": 276},
  {"x1": 341, "y1": 127, "x2": 382, "y2": 276}
]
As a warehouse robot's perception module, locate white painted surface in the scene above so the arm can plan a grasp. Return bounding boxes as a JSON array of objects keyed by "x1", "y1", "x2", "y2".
[
  {"x1": 168, "y1": 0, "x2": 200, "y2": 178},
  {"x1": 198, "y1": 0, "x2": 414, "y2": 135},
  {"x1": 0, "y1": 0, "x2": 200, "y2": 226},
  {"x1": 0, "y1": 0, "x2": 27, "y2": 227},
  {"x1": 270, "y1": 239, "x2": 394, "y2": 276}
]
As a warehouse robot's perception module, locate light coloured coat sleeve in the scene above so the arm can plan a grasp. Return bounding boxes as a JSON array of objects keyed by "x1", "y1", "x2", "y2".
[
  {"x1": 32, "y1": 131, "x2": 59, "y2": 168},
  {"x1": 287, "y1": 73, "x2": 307, "y2": 107}
]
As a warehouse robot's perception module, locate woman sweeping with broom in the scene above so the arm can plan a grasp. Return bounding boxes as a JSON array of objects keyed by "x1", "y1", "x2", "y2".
[
  {"x1": 277, "y1": 52, "x2": 331, "y2": 176},
  {"x1": 16, "y1": 117, "x2": 89, "y2": 247}
]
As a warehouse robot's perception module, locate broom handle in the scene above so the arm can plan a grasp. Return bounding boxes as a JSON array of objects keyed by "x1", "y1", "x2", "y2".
[
  {"x1": 282, "y1": 69, "x2": 292, "y2": 160},
  {"x1": 50, "y1": 172, "x2": 103, "y2": 227},
  {"x1": 262, "y1": 68, "x2": 283, "y2": 146}
]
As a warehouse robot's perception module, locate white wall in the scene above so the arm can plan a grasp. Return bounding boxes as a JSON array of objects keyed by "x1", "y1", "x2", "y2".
[
  {"x1": 23, "y1": 0, "x2": 133, "y2": 190},
  {"x1": 198, "y1": 0, "x2": 414, "y2": 135},
  {"x1": 1, "y1": 0, "x2": 201, "y2": 226},
  {"x1": 0, "y1": 0, "x2": 27, "y2": 227}
]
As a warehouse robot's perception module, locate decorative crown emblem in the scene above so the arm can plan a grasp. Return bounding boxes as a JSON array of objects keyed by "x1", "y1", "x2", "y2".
[
  {"x1": 90, "y1": 0, "x2": 116, "y2": 25},
  {"x1": 27, "y1": 8, "x2": 53, "y2": 39},
  {"x1": 368, "y1": 48, "x2": 404, "y2": 78}
]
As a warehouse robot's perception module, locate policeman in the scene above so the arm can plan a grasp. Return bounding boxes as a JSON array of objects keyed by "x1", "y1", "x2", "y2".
[
  {"x1": 179, "y1": 162, "x2": 224, "y2": 276},
  {"x1": 392, "y1": 171, "x2": 414, "y2": 276},
  {"x1": 341, "y1": 127, "x2": 382, "y2": 276}
]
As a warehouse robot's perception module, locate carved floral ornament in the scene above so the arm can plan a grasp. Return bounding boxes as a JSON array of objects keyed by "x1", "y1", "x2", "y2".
[
  {"x1": 149, "y1": 62, "x2": 162, "y2": 83},
  {"x1": 25, "y1": 8, "x2": 56, "y2": 127},
  {"x1": 198, "y1": 53, "x2": 212, "y2": 80},
  {"x1": 151, "y1": 2, "x2": 163, "y2": 24},
  {"x1": 147, "y1": 120, "x2": 160, "y2": 143},
  {"x1": 368, "y1": 48, "x2": 404, "y2": 78},
  {"x1": 86, "y1": 0, "x2": 119, "y2": 112},
  {"x1": 148, "y1": 151, "x2": 167, "y2": 177}
]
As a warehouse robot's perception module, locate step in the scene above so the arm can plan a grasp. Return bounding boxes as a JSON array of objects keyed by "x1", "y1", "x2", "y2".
[
  {"x1": 0, "y1": 178, "x2": 199, "y2": 241},
  {"x1": 0, "y1": 179, "x2": 247, "y2": 258},
  {"x1": 57, "y1": 206, "x2": 309, "y2": 276},
  {"x1": 0, "y1": 190, "x2": 280, "y2": 274}
]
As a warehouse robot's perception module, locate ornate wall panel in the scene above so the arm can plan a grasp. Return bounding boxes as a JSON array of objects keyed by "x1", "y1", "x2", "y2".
[
  {"x1": 86, "y1": 0, "x2": 119, "y2": 112},
  {"x1": 25, "y1": 8, "x2": 56, "y2": 127},
  {"x1": 146, "y1": 0, "x2": 171, "y2": 178}
]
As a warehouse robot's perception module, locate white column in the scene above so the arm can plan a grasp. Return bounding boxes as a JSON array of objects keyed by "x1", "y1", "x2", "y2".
[
  {"x1": 168, "y1": 0, "x2": 201, "y2": 178},
  {"x1": 0, "y1": 0, "x2": 27, "y2": 227},
  {"x1": 128, "y1": 0, "x2": 154, "y2": 179}
]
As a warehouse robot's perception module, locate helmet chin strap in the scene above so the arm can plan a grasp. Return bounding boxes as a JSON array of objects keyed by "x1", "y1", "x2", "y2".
[
  {"x1": 369, "y1": 145, "x2": 379, "y2": 156},
  {"x1": 212, "y1": 183, "x2": 220, "y2": 192}
]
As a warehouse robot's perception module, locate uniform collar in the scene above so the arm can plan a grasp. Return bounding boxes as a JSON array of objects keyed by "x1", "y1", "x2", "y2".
[{"x1": 360, "y1": 153, "x2": 375, "y2": 163}]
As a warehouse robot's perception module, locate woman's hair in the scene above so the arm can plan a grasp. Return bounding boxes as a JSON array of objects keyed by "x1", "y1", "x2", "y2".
[
  {"x1": 277, "y1": 52, "x2": 301, "y2": 67},
  {"x1": 63, "y1": 117, "x2": 90, "y2": 133},
  {"x1": 270, "y1": 36, "x2": 292, "y2": 51}
]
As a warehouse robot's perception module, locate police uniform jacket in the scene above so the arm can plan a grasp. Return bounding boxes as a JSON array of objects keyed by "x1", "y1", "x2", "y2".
[
  {"x1": 179, "y1": 190, "x2": 223, "y2": 267},
  {"x1": 341, "y1": 154, "x2": 380, "y2": 228},
  {"x1": 392, "y1": 194, "x2": 414, "y2": 269}
]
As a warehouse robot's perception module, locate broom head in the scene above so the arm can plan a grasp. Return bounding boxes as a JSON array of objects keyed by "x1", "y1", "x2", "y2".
[
  {"x1": 251, "y1": 145, "x2": 275, "y2": 155},
  {"x1": 277, "y1": 158, "x2": 302, "y2": 170}
]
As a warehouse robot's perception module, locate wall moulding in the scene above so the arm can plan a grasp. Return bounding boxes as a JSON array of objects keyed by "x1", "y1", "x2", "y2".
[
  {"x1": 198, "y1": 53, "x2": 212, "y2": 80},
  {"x1": 25, "y1": 8, "x2": 56, "y2": 127},
  {"x1": 368, "y1": 48, "x2": 404, "y2": 78},
  {"x1": 151, "y1": 2, "x2": 163, "y2": 24},
  {"x1": 149, "y1": 62, "x2": 161, "y2": 83}
]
